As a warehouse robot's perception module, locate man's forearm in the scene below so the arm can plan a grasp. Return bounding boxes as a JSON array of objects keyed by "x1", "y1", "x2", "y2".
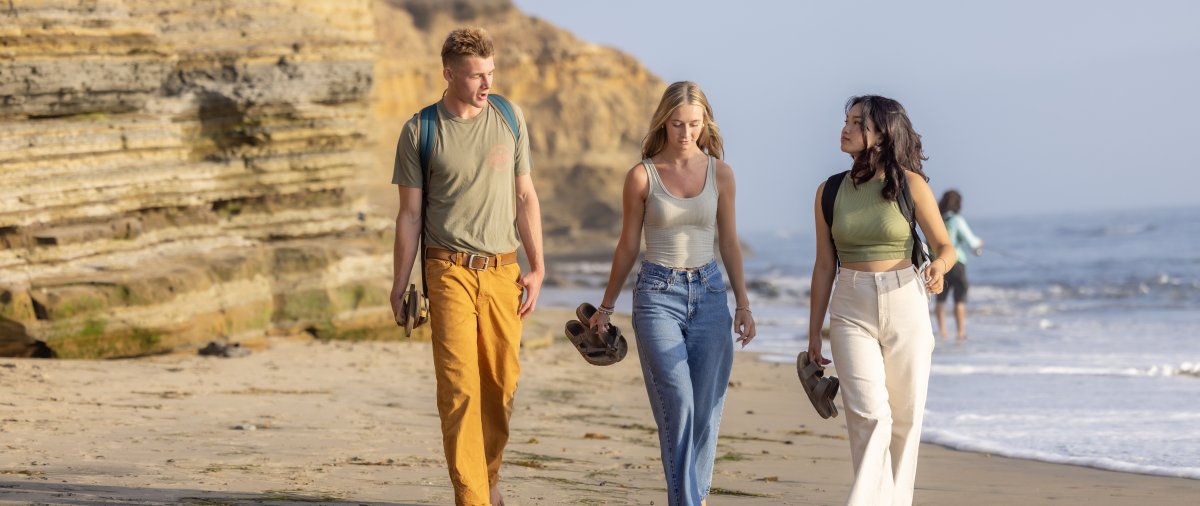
[
  {"x1": 516, "y1": 192, "x2": 544, "y2": 272},
  {"x1": 393, "y1": 210, "x2": 422, "y2": 288}
]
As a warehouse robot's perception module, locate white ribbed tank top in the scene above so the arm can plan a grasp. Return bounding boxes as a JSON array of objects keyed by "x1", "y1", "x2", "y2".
[{"x1": 641, "y1": 156, "x2": 719, "y2": 268}]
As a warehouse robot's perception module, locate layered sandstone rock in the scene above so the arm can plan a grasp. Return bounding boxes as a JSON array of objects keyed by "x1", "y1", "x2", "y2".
[
  {"x1": 1, "y1": 0, "x2": 391, "y2": 357},
  {"x1": 0, "y1": 0, "x2": 661, "y2": 358}
]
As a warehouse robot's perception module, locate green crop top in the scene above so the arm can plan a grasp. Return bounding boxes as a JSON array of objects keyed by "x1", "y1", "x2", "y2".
[{"x1": 830, "y1": 174, "x2": 913, "y2": 263}]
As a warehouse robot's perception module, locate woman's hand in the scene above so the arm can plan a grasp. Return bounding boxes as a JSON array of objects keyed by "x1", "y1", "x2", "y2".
[
  {"x1": 808, "y1": 337, "x2": 832, "y2": 366},
  {"x1": 734, "y1": 309, "x2": 756, "y2": 348},
  {"x1": 924, "y1": 258, "x2": 948, "y2": 295},
  {"x1": 588, "y1": 308, "x2": 611, "y2": 331}
]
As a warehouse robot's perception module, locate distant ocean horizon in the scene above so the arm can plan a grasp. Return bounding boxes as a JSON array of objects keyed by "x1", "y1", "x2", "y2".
[{"x1": 541, "y1": 204, "x2": 1200, "y2": 479}]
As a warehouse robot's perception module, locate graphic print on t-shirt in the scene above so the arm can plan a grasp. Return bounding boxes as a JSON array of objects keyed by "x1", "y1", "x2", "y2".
[{"x1": 486, "y1": 144, "x2": 513, "y2": 173}]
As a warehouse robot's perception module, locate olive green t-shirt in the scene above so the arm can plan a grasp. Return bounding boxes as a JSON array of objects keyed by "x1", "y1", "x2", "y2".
[
  {"x1": 392, "y1": 99, "x2": 532, "y2": 255},
  {"x1": 830, "y1": 175, "x2": 913, "y2": 263}
]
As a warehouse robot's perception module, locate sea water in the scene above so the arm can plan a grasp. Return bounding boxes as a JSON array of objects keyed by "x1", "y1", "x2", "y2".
[{"x1": 542, "y1": 205, "x2": 1200, "y2": 479}]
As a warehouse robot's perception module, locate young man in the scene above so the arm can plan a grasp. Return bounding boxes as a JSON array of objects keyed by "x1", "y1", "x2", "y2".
[{"x1": 390, "y1": 27, "x2": 544, "y2": 506}]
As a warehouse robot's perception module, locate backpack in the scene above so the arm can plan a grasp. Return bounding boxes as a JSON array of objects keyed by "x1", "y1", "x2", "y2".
[
  {"x1": 821, "y1": 170, "x2": 930, "y2": 269},
  {"x1": 412, "y1": 94, "x2": 522, "y2": 296},
  {"x1": 417, "y1": 94, "x2": 521, "y2": 173}
]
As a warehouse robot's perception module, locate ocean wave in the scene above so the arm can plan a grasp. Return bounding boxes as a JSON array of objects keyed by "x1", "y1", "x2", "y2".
[
  {"x1": 1056, "y1": 223, "x2": 1157, "y2": 237},
  {"x1": 757, "y1": 353, "x2": 799, "y2": 365},
  {"x1": 922, "y1": 427, "x2": 1200, "y2": 480},
  {"x1": 1149, "y1": 362, "x2": 1200, "y2": 378},
  {"x1": 931, "y1": 362, "x2": 1200, "y2": 378},
  {"x1": 967, "y1": 274, "x2": 1200, "y2": 315},
  {"x1": 552, "y1": 261, "x2": 615, "y2": 275}
]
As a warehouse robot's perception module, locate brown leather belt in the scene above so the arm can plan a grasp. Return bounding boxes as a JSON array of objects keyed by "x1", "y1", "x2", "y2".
[{"x1": 426, "y1": 247, "x2": 518, "y2": 270}]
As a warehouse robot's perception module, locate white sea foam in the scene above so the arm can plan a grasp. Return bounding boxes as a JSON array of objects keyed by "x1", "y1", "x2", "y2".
[
  {"x1": 922, "y1": 426, "x2": 1200, "y2": 480},
  {"x1": 930, "y1": 363, "x2": 1200, "y2": 378}
]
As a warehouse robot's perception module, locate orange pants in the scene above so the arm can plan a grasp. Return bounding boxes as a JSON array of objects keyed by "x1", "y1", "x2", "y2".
[{"x1": 425, "y1": 257, "x2": 524, "y2": 506}]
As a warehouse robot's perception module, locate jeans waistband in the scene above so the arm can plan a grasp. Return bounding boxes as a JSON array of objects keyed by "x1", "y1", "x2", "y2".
[{"x1": 640, "y1": 259, "x2": 722, "y2": 283}]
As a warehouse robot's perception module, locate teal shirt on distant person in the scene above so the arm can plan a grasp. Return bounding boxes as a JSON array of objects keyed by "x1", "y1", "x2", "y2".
[{"x1": 942, "y1": 212, "x2": 983, "y2": 265}]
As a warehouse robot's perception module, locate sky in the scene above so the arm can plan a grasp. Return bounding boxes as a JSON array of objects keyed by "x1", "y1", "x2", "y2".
[{"x1": 512, "y1": 0, "x2": 1200, "y2": 233}]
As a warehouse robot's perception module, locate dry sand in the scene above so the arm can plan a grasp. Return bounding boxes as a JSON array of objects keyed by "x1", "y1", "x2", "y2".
[{"x1": 3, "y1": 308, "x2": 1199, "y2": 505}]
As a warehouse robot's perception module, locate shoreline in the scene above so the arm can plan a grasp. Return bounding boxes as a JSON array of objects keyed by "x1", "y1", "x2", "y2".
[{"x1": 2, "y1": 310, "x2": 1199, "y2": 505}]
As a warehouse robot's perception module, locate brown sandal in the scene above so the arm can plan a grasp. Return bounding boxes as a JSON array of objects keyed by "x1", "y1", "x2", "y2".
[
  {"x1": 797, "y1": 352, "x2": 840, "y2": 419},
  {"x1": 562, "y1": 303, "x2": 628, "y2": 366},
  {"x1": 398, "y1": 284, "x2": 429, "y2": 337}
]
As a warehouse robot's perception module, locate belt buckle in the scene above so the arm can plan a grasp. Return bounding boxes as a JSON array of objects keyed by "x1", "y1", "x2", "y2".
[{"x1": 466, "y1": 253, "x2": 491, "y2": 270}]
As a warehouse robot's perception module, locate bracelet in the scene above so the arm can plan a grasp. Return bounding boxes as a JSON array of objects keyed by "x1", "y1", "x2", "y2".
[
  {"x1": 934, "y1": 258, "x2": 947, "y2": 271},
  {"x1": 597, "y1": 304, "x2": 614, "y2": 315},
  {"x1": 735, "y1": 306, "x2": 752, "y2": 314}
]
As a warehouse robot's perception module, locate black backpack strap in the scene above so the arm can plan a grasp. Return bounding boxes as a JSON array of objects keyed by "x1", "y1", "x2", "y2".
[
  {"x1": 821, "y1": 171, "x2": 846, "y2": 229},
  {"x1": 897, "y1": 172, "x2": 931, "y2": 269},
  {"x1": 822, "y1": 171, "x2": 848, "y2": 266}
]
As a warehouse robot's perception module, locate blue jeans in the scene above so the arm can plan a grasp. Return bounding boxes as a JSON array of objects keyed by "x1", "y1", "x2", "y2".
[{"x1": 632, "y1": 260, "x2": 734, "y2": 506}]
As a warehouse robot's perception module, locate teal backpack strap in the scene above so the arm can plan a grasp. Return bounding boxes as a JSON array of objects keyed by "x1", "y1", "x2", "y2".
[
  {"x1": 415, "y1": 103, "x2": 438, "y2": 297},
  {"x1": 486, "y1": 94, "x2": 521, "y2": 143},
  {"x1": 417, "y1": 103, "x2": 438, "y2": 174}
]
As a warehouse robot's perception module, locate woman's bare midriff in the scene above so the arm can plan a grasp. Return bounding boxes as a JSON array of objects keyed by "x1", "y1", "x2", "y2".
[{"x1": 840, "y1": 258, "x2": 914, "y2": 273}]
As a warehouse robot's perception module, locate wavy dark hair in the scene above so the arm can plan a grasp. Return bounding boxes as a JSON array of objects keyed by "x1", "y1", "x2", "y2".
[
  {"x1": 939, "y1": 189, "x2": 962, "y2": 215},
  {"x1": 846, "y1": 95, "x2": 928, "y2": 201}
]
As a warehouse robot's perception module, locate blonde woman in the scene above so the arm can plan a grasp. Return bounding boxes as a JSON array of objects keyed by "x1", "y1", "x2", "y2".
[
  {"x1": 809, "y1": 95, "x2": 954, "y2": 505},
  {"x1": 590, "y1": 81, "x2": 755, "y2": 506}
]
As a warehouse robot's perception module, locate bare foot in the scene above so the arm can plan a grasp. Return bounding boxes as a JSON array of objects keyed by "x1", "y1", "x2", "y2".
[{"x1": 490, "y1": 484, "x2": 505, "y2": 506}]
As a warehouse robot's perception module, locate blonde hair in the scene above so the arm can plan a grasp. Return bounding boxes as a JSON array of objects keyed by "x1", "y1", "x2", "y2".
[
  {"x1": 441, "y1": 27, "x2": 494, "y2": 67},
  {"x1": 641, "y1": 81, "x2": 724, "y2": 160}
]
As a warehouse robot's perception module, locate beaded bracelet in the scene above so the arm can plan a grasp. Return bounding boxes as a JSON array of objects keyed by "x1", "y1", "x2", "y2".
[
  {"x1": 735, "y1": 306, "x2": 752, "y2": 314},
  {"x1": 597, "y1": 305, "x2": 615, "y2": 316}
]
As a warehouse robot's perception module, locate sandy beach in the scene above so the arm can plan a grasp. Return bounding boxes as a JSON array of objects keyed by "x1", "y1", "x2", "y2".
[{"x1": 2, "y1": 308, "x2": 1198, "y2": 506}]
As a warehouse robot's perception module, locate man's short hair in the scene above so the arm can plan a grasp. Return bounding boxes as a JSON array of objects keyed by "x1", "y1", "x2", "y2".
[{"x1": 441, "y1": 27, "x2": 494, "y2": 67}]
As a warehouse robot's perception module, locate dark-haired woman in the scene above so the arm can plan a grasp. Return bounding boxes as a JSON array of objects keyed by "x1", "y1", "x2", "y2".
[
  {"x1": 935, "y1": 190, "x2": 984, "y2": 342},
  {"x1": 807, "y1": 95, "x2": 955, "y2": 506}
]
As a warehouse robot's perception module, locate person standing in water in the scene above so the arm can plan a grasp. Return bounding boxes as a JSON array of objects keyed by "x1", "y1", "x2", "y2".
[{"x1": 935, "y1": 189, "x2": 984, "y2": 342}]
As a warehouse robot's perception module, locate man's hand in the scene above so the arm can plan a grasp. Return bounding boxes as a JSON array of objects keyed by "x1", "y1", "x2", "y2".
[
  {"x1": 390, "y1": 282, "x2": 407, "y2": 326},
  {"x1": 517, "y1": 269, "x2": 543, "y2": 320}
]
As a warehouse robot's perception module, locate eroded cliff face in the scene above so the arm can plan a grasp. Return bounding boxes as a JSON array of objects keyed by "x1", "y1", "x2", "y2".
[
  {"x1": 1, "y1": 0, "x2": 388, "y2": 357},
  {"x1": 0, "y1": 0, "x2": 662, "y2": 358}
]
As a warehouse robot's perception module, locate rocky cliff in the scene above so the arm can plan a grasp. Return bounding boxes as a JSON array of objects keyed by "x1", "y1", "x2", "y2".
[{"x1": 0, "y1": 0, "x2": 662, "y2": 358}]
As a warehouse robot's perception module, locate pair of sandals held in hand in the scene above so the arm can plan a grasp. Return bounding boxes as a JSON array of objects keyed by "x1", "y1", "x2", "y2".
[
  {"x1": 396, "y1": 284, "x2": 430, "y2": 337},
  {"x1": 563, "y1": 303, "x2": 628, "y2": 366},
  {"x1": 797, "y1": 352, "x2": 840, "y2": 419},
  {"x1": 562, "y1": 302, "x2": 835, "y2": 419}
]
